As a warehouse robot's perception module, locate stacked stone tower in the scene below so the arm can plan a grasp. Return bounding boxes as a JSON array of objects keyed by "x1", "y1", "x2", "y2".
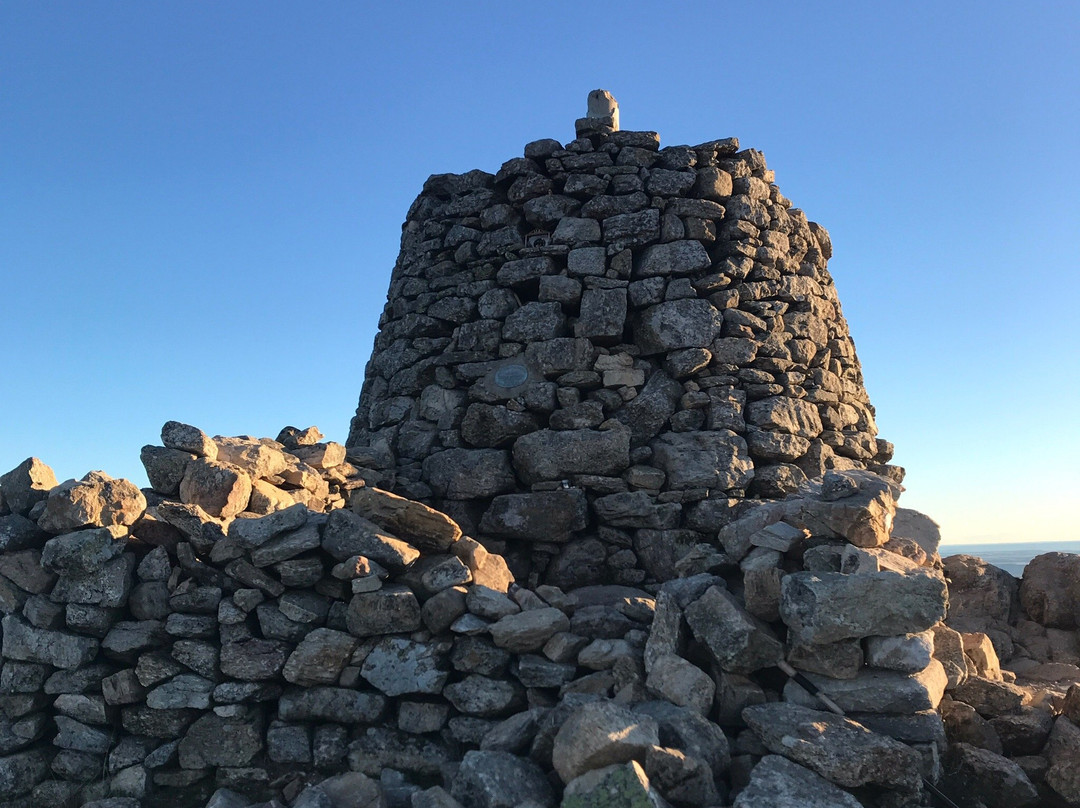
[{"x1": 347, "y1": 91, "x2": 897, "y2": 589}]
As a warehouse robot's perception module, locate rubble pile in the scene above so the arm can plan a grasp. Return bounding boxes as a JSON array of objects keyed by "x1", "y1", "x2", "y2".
[{"x1": 1, "y1": 424, "x2": 1078, "y2": 808}]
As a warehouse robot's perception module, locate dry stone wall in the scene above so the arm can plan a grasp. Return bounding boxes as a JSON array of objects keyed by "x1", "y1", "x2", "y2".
[
  {"x1": 2, "y1": 422, "x2": 1080, "y2": 808},
  {"x1": 347, "y1": 92, "x2": 899, "y2": 591}
]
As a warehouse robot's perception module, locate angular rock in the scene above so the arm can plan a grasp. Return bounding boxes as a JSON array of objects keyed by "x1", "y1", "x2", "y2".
[
  {"x1": 40, "y1": 525, "x2": 128, "y2": 575},
  {"x1": 1, "y1": 615, "x2": 98, "y2": 669},
  {"x1": 552, "y1": 699, "x2": 660, "y2": 783},
  {"x1": 780, "y1": 569, "x2": 947, "y2": 644},
  {"x1": 743, "y1": 702, "x2": 921, "y2": 791},
  {"x1": 733, "y1": 755, "x2": 862, "y2": 808},
  {"x1": 636, "y1": 299, "x2": 724, "y2": 355},
  {"x1": 283, "y1": 628, "x2": 358, "y2": 686},
  {"x1": 361, "y1": 638, "x2": 448, "y2": 696},
  {"x1": 177, "y1": 712, "x2": 263, "y2": 768},
  {"x1": 1019, "y1": 552, "x2": 1080, "y2": 629},
  {"x1": 450, "y1": 750, "x2": 554, "y2": 808},
  {"x1": 685, "y1": 586, "x2": 782, "y2": 674},
  {"x1": 635, "y1": 240, "x2": 711, "y2": 277},
  {"x1": 346, "y1": 585, "x2": 422, "y2": 636},
  {"x1": 479, "y1": 489, "x2": 588, "y2": 543},
  {"x1": 942, "y1": 554, "x2": 1018, "y2": 632},
  {"x1": 489, "y1": 607, "x2": 570, "y2": 653},
  {"x1": 178, "y1": 459, "x2": 251, "y2": 519},
  {"x1": 278, "y1": 687, "x2": 386, "y2": 723},
  {"x1": 865, "y1": 631, "x2": 934, "y2": 673},
  {"x1": 422, "y1": 449, "x2": 516, "y2": 499},
  {"x1": 348, "y1": 486, "x2": 462, "y2": 552},
  {"x1": 783, "y1": 662, "x2": 948, "y2": 714},
  {"x1": 0, "y1": 458, "x2": 58, "y2": 516},
  {"x1": 322, "y1": 508, "x2": 420, "y2": 570},
  {"x1": 650, "y1": 431, "x2": 754, "y2": 492},
  {"x1": 939, "y1": 742, "x2": 1039, "y2": 808},
  {"x1": 645, "y1": 654, "x2": 714, "y2": 715},
  {"x1": 513, "y1": 428, "x2": 630, "y2": 484},
  {"x1": 443, "y1": 674, "x2": 520, "y2": 717},
  {"x1": 38, "y1": 472, "x2": 146, "y2": 533},
  {"x1": 563, "y1": 760, "x2": 666, "y2": 807},
  {"x1": 161, "y1": 421, "x2": 217, "y2": 458}
]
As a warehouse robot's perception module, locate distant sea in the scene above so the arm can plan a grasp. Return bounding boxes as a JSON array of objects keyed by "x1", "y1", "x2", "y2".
[{"x1": 939, "y1": 541, "x2": 1080, "y2": 577}]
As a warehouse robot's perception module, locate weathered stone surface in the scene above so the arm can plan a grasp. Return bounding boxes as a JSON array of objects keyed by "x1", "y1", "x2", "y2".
[
  {"x1": 346, "y1": 585, "x2": 422, "y2": 636},
  {"x1": 278, "y1": 687, "x2": 386, "y2": 723},
  {"x1": 423, "y1": 449, "x2": 517, "y2": 499},
  {"x1": 865, "y1": 630, "x2": 934, "y2": 673},
  {"x1": 733, "y1": 755, "x2": 862, "y2": 808},
  {"x1": 614, "y1": 371, "x2": 682, "y2": 445},
  {"x1": 791, "y1": 471, "x2": 898, "y2": 548},
  {"x1": 283, "y1": 628, "x2": 358, "y2": 686},
  {"x1": 576, "y1": 288, "x2": 628, "y2": 345},
  {"x1": 942, "y1": 554, "x2": 1018, "y2": 632},
  {"x1": 635, "y1": 240, "x2": 711, "y2": 277},
  {"x1": 0, "y1": 514, "x2": 46, "y2": 553},
  {"x1": 443, "y1": 674, "x2": 520, "y2": 717},
  {"x1": 782, "y1": 661, "x2": 948, "y2": 714},
  {"x1": 1019, "y1": 552, "x2": 1080, "y2": 629},
  {"x1": 932, "y1": 624, "x2": 970, "y2": 687},
  {"x1": 178, "y1": 459, "x2": 251, "y2": 519},
  {"x1": 161, "y1": 421, "x2": 217, "y2": 458},
  {"x1": 490, "y1": 607, "x2": 570, "y2": 653},
  {"x1": 552, "y1": 700, "x2": 660, "y2": 784},
  {"x1": 0, "y1": 458, "x2": 58, "y2": 516},
  {"x1": 1, "y1": 615, "x2": 98, "y2": 669},
  {"x1": 479, "y1": 490, "x2": 588, "y2": 542},
  {"x1": 41, "y1": 525, "x2": 128, "y2": 574},
  {"x1": 50, "y1": 553, "x2": 135, "y2": 608},
  {"x1": 451, "y1": 750, "x2": 554, "y2": 808},
  {"x1": 219, "y1": 638, "x2": 290, "y2": 681},
  {"x1": 361, "y1": 638, "x2": 448, "y2": 696},
  {"x1": 146, "y1": 674, "x2": 213, "y2": 709},
  {"x1": 685, "y1": 586, "x2": 782, "y2": 674},
  {"x1": 0, "y1": 748, "x2": 50, "y2": 799},
  {"x1": 349, "y1": 486, "x2": 462, "y2": 552},
  {"x1": 460, "y1": 404, "x2": 539, "y2": 449},
  {"x1": 228, "y1": 503, "x2": 307, "y2": 547},
  {"x1": 215, "y1": 437, "x2": 289, "y2": 479},
  {"x1": 636, "y1": 299, "x2": 723, "y2": 355},
  {"x1": 322, "y1": 508, "x2": 420, "y2": 570},
  {"x1": 39, "y1": 472, "x2": 146, "y2": 533},
  {"x1": 650, "y1": 431, "x2": 754, "y2": 491},
  {"x1": 951, "y1": 676, "x2": 1027, "y2": 717},
  {"x1": 563, "y1": 760, "x2": 665, "y2": 808},
  {"x1": 645, "y1": 654, "x2": 714, "y2": 715},
  {"x1": 177, "y1": 712, "x2": 263, "y2": 768},
  {"x1": 939, "y1": 742, "x2": 1039, "y2": 808},
  {"x1": 743, "y1": 702, "x2": 921, "y2": 792},
  {"x1": 891, "y1": 508, "x2": 941, "y2": 558},
  {"x1": 780, "y1": 569, "x2": 947, "y2": 644},
  {"x1": 513, "y1": 428, "x2": 630, "y2": 484}
]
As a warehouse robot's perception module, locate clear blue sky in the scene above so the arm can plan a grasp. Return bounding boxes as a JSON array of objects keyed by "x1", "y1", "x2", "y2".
[{"x1": 2, "y1": 2, "x2": 1077, "y2": 545}]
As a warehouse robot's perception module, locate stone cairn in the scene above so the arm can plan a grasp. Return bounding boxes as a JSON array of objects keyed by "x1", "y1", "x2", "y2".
[
  {"x1": 0, "y1": 94, "x2": 1076, "y2": 808},
  {"x1": 346, "y1": 90, "x2": 899, "y2": 594}
]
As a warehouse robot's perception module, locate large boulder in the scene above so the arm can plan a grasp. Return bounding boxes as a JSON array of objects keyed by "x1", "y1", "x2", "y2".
[
  {"x1": 938, "y1": 742, "x2": 1039, "y2": 808},
  {"x1": 562, "y1": 760, "x2": 666, "y2": 808},
  {"x1": 782, "y1": 662, "x2": 948, "y2": 714},
  {"x1": 1019, "y1": 552, "x2": 1080, "y2": 629},
  {"x1": 942, "y1": 554, "x2": 1019, "y2": 632}
]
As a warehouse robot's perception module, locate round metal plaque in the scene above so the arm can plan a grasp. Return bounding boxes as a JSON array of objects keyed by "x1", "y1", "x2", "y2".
[{"x1": 493, "y1": 363, "x2": 529, "y2": 389}]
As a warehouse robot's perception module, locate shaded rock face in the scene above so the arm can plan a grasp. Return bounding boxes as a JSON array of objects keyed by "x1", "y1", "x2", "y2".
[{"x1": 347, "y1": 119, "x2": 896, "y2": 588}]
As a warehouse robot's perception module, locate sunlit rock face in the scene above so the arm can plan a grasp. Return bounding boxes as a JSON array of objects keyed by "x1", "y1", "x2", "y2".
[{"x1": 347, "y1": 92, "x2": 897, "y2": 588}]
